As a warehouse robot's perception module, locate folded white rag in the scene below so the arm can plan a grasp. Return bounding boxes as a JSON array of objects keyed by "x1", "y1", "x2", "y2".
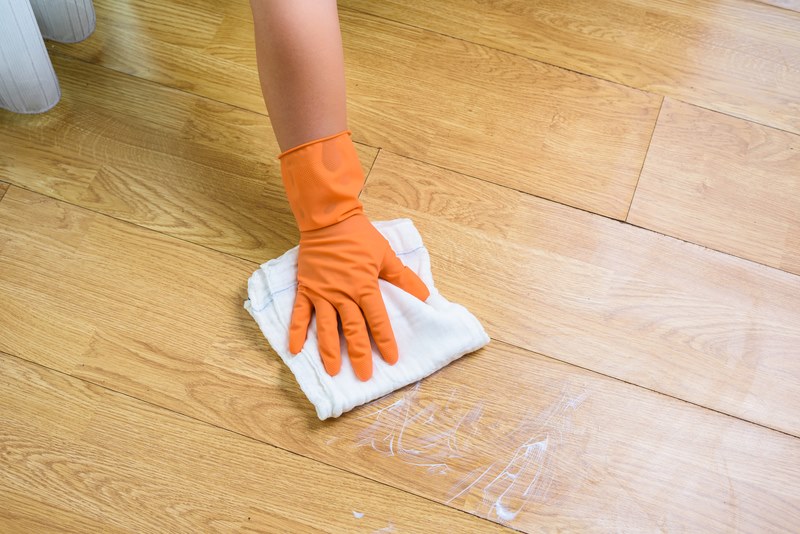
[{"x1": 244, "y1": 218, "x2": 490, "y2": 420}]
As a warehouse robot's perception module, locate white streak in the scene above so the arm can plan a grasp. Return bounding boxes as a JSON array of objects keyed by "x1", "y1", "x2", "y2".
[
  {"x1": 445, "y1": 462, "x2": 497, "y2": 504},
  {"x1": 355, "y1": 382, "x2": 591, "y2": 525},
  {"x1": 373, "y1": 522, "x2": 395, "y2": 533}
]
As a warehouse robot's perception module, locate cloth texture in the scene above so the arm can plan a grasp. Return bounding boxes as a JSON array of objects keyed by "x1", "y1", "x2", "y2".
[{"x1": 244, "y1": 218, "x2": 490, "y2": 420}]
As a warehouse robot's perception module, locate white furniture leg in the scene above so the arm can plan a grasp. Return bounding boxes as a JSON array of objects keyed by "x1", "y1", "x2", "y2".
[
  {"x1": 29, "y1": 0, "x2": 95, "y2": 43},
  {"x1": 0, "y1": 0, "x2": 61, "y2": 113}
]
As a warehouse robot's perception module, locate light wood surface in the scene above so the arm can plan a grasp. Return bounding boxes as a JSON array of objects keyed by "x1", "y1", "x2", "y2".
[
  {"x1": 56, "y1": 0, "x2": 266, "y2": 112},
  {"x1": 628, "y1": 98, "x2": 800, "y2": 275},
  {"x1": 0, "y1": 351, "x2": 506, "y2": 533},
  {"x1": 1, "y1": 180, "x2": 799, "y2": 530},
  {"x1": 49, "y1": 0, "x2": 661, "y2": 219},
  {"x1": 1, "y1": 490, "x2": 131, "y2": 534},
  {"x1": 755, "y1": 0, "x2": 800, "y2": 12},
  {"x1": 362, "y1": 150, "x2": 800, "y2": 437},
  {"x1": 2, "y1": 0, "x2": 799, "y2": 530},
  {"x1": 0, "y1": 55, "x2": 377, "y2": 262},
  {"x1": 342, "y1": 0, "x2": 800, "y2": 135}
]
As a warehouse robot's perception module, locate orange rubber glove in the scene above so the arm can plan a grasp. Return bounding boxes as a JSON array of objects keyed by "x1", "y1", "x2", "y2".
[{"x1": 279, "y1": 130, "x2": 430, "y2": 381}]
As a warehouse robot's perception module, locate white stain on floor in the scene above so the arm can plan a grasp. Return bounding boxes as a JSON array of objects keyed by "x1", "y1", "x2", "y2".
[
  {"x1": 353, "y1": 382, "x2": 591, "y2": 525},
  {"x1": 372, "y1": 521, "x2": 395, "y2": 533},
  {"x1": 355, "y1": 383, "x2": 484, "y2": 475}
]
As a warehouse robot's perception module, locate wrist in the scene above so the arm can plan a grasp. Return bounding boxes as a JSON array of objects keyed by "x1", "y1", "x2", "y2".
[{"x1": 279, "y1": 130, "x2": 365, "y2": 232}]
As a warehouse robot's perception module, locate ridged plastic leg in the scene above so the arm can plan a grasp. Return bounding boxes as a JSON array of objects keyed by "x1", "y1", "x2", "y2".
[
  {"x1": 29, "y1": 0, "x2": 96, "y2": 43},
  {"x1": 0, "y1": 0, "x2": 61, "y2": 114}
]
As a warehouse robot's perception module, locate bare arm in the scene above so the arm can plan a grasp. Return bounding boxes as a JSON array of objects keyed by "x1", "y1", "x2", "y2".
[
  {"x1": 249, "y1": 0, "x2": 348, "y2": 152},
  {"x1": 247, "y1": 1, "x2": 430, "y2": 381}
]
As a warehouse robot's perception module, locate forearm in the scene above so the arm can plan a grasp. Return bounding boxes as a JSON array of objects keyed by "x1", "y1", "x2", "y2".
[{"x1": 249, "y1": 0, "x2": 348, "y2": 152}]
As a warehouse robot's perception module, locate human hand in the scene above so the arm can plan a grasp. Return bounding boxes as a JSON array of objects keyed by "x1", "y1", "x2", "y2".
[
  {"x1": 279, "y1": 130, "x2": 429, "y2": 380},
  {"x1": 289, "y1": 212, "x2": 430, "y2": 380}
]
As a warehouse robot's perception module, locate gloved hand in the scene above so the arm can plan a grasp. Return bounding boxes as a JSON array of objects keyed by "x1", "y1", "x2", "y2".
[{"x1": 279, "y1": 130, "x2": 430, "y2": 381}]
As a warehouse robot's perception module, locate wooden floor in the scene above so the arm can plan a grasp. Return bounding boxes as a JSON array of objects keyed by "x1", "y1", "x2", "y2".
[{"x1": 1, "y1": 0, "x2": 799, "y2": 531}]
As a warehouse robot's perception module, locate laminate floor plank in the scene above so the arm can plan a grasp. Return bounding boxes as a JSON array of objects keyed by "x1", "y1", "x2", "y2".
[
  {"x1": 48, "y1": 0, "x2": 661, "y2": 219},
  {"x1": 361, "y1": 150, "x2": 800, "y2": 437},
  {"x1": 1, "y1": 490, "x2": 132, "y2": 534},
  {"x1": 0, "y1": 55, "x2": 377, "y2": 263},
  {"x1": 342, "y1": 0, "x2": 800, "y2": 134},
  {"x1": 1, "y1": 352, "x2": 505, "y2": 533},
  {"x1": 1, "y1": 185, "x2": 798, "y2": 530},
  {"x1": 628, "y1": 98, "x2": 800, "y2": 276},
  {"x1": 3, "y1": 1, "x2": 797, "y2": 529},
  {"x1": 753, "y1": 0, "x2": 800, "y2": 13},
  {"x1": 50, "y1": 0, "x2": 266, "y2": 113}
]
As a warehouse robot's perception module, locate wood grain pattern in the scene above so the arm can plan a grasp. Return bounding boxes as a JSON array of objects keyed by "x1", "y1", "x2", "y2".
[
  {"x1": 49, "y1": 0, "x2": 661, "y2": 219},
  {"x1": 628, "y1": 98, "x2": 800, "y2": 275},
  {"x1": 50, "y1": 0, "x2": 266, "y2": 113},
  {"x1": 93, "y1": 0, "x2": 223, "y2": 50},
  {"x1": 754, "y1": 0, "x2": 800, "y2": 12},
  {"x1": 342, "y1": 0, "x2": 800, "y2": 135},
  {"x1": 3, "y1": 0, "x2": 798, "y2": 529},
  {"x1": 0, "y1": 55, "x2": 377, "y2": 263},
  {"x1": 360, "y1": 150, "x2": 800, "y2": 437},
  {"x1": 0, "y1": 352, "x2": 505, "y2": 533},
  {"x1": 1, "y1": 187, "x2": 799, "y2": 530},
  {"x1": 1, "y1": 490, "x2": 130, "y2": 534}
]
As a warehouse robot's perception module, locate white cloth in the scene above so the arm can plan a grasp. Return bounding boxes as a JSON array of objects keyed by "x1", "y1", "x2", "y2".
[
  {"x1": 244, "y1": 218, "x2": 490, "y2": 420},
  {"x1": 0, "y1": 0, "x2": 95, "y2": 114}
]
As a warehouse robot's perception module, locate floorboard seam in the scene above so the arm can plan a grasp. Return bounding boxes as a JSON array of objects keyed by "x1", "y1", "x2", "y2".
[
  {"x1": 747, "y1": 0, "x2": 800, "y2": 15},
  {"x1": 373, "y1": 150, "x2": 800, "y2": 280},
  {"x1": 361, "y1": 147, "x2": 382, "y2": 196},
  {"x1": 0, "y1": 183, "x2": 261, "y2": 267},
  {"x1": 41, "y1": 51, "x2": 799, "y2": 279},
  {"x1": 490, "y1": 337, "x2": 800, "y2": 441},
  {"x1": 340, "y1": 5, "x2": 800, "y2": 137},
  {"x1": 0, "y1": 349, "x2": 515, "y2": 531},
  {"x1": 625, "y1": 96, "x2": 664, "y2": 221}
]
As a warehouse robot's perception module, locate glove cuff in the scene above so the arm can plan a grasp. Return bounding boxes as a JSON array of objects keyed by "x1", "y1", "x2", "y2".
[{"x1": 279, "y1": 130, "x2": 365, "y2": 232}]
